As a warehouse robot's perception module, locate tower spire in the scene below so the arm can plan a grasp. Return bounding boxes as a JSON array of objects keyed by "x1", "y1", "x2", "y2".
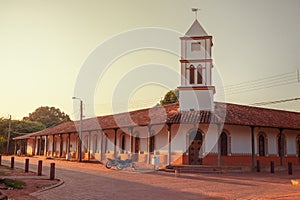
[
  {"x1": 178, "y1": 14, "x2": 215, "y2": 111},
  {"x1": 191, "y1": 8, "x2": 200, "y2": 20}
]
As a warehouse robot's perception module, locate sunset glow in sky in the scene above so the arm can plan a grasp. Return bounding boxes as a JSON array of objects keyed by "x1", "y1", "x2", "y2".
[{"x1": 1, "y1": 0, "x2": 299, "y2": 120}]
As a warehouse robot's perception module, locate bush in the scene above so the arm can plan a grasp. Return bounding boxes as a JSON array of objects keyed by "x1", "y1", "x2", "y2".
[{"x1": 0, "y1": 179, "x2": 26, "y2": 189}]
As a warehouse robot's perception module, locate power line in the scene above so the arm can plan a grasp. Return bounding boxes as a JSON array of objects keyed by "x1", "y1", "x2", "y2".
[
  {"x1": 217, "y1": 69, "x2": 300, "y2": 97},
  {"x1": 222, "y1": 71, "x2": 295, "y2": 89},
  {"x1": 250, "y1": 97, "x2": 300, "y2": 106},
  {"x1": 81, "y1": 70, "x2": 300, "y2": 111},
  {"x1": 7, "y1": 115, "x2": 11, "y2": 154}
]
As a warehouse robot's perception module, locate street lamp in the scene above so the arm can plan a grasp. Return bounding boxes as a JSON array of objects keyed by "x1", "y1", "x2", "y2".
[{"x1": 72, "y1": 97, "x2": 83, "y2": 162}]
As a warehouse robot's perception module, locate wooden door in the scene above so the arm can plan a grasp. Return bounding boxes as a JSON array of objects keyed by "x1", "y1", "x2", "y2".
[
  {"x1": 189, "y1": 131, "x2": 203, "y2": 165},
  {"x1": 297, "y1": 137, "x2": 300, "y2": 164}
]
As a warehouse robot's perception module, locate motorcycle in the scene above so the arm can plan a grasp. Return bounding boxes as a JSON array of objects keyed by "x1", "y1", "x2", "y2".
[
  {"x1": 105, "y1": 158, "x2": 119, "y2": 169},
  {"x1": 105, "y1": 157, "x2": 136, "y2": 170}
]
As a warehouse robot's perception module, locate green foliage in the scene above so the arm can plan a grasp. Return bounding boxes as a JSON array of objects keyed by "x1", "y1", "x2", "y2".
[
  {"x1": 0, "y1": 178, "x2": 26, "y2": 189},
  {"x1": 0, "y1": 106, "x2": 69, "y2": 154},
  {"x1": 13, "y1": 120, "x2": 45, "y2": 133},
  {"x1": 23, "y1": 106, "x2": 70, "y2": 128},
  {"x1": 0, "y1": 119, "x2": 45, "y2": 136},
  {"x1": 160, "y1": 89, "x2": 179, "y2": 105},
  {"x1": 0, "y1": 118, "x2": 45, "y2": 154}
]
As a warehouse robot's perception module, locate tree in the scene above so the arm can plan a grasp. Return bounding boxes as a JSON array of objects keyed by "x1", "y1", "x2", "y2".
[
  {"x1": 160, "y1": 89, "x2": 179, "y2": 105},
  {"x1": 0, "y1": 118, "x2": 45, "y2": 154},
  {"x1": 23, "y1": 106, "x2": 70, "y2": 128}
]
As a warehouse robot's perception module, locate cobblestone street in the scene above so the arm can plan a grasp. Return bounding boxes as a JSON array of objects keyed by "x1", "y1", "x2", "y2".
[{"x1": 2, "y1": 156, "x2": 300, "y2": 200}]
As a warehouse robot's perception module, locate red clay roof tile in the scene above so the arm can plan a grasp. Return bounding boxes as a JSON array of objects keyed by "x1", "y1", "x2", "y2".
[{"x1": 14, "y1": 102, "x2": 300, "y2": 140}]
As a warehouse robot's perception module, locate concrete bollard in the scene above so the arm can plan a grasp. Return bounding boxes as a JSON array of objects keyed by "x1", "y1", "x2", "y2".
[
  {"x1": 10, "y1": 157, "x2": 14, "y2": 169},
  {"x1": 50, "y1": 163, "x2": 55, "y2": 180},
  {"x1": 174, "y1": 168, "x2": 180, "y2": 177},
  {"x1": 288, "y1": 162, "x2": 293, "y2": 175},
  {"x1": 256, "y1": 160, "x2": 260, "y2": 172},
  {"x1": 270, "y1": 161, "x2": 274, "y2": 174},
  {"x1": 38, "y1": 160, "x2": 43, "y2": 176},
  {"x1": 25, "y1": 158, "x2": 29, "y2": 173}
]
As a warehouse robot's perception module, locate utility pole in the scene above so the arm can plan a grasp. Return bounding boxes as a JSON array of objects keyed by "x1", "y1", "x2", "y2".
[
  {"x1": 79, "y1": 99, "x2": 83, "y2": 162},
  {"x1": 6, "y1": 115, "x2": 11, "y2": 154},
  {"x1": 72, "y1": 97, "x2": 83, "y2": 162}
]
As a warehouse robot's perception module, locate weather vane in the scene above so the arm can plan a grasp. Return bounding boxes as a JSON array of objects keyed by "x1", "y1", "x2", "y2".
[{"x1": 192, "y1": 8, "x2": 201, "y2": 19}]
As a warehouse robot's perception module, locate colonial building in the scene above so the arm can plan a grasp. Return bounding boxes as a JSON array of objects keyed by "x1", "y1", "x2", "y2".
[{"x1": 14, "y1": 19, "x2": 300, "y2": 169}]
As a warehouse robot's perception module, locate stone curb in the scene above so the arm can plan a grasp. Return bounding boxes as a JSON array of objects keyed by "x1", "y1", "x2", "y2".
[
  {"x1": 0, "y1": 175, "x2": 64, "y2": 197},
  {"x1": 30, "y1": 177, "x2": 64, "y2": 196}
]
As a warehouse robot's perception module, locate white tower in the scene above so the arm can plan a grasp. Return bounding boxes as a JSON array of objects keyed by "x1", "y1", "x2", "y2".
[{"x1": 177, "y1": 17, "x2": 215, "y2": 111}]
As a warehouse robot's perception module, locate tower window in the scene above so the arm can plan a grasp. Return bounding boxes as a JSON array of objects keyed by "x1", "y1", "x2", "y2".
[
  {"x1": 197, "y1": 67, "x2": 203, "y2": 84},
  {"x1": 189, "y1": 66, "x2": 195, "y2": 84},
  {"x1": 191, "y1": 42, "x2": 201, "y2": 51}
]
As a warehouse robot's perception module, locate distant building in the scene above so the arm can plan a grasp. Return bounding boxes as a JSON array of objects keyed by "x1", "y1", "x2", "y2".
[{"x1": 14, "y1": 19, "x2": 300, "y2": 169}]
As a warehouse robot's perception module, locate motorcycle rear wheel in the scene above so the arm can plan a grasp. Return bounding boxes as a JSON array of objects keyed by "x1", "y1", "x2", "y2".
[{"x1": 106, "y1": 161, "x2": 112, "y2": 169}]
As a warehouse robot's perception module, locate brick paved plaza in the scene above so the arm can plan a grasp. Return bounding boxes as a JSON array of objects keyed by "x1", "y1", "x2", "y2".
[{"x1": 2, "y1": 156, "x2": 300, "y2": 200}]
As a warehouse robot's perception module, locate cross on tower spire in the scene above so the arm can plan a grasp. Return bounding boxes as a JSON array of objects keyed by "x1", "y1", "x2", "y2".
[{"x1": 191, "y1": 8, "x2": 201, "y2": 20}]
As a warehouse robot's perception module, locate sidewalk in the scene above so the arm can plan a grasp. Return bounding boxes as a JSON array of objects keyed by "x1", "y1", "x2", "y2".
[{"x1": 2, "y1": 156, "x2": 300, "y2": 200}]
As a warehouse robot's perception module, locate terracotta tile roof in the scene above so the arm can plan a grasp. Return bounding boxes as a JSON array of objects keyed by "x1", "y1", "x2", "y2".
[
  {"x1": 15, "y1": 102, "x2": 300, "y2": 139},
  {"x1": 28, "y1": 121, "x2": 77, "y2": 137},
  {"x1": 13, "y1": 131, "x2": 43, "y2": 140},
  {"x1": 216, "y1": 102, "x2": 300, "y2": 130},
  {"x1": 167, "y1": 110, "x2": 221, "y2": 124}
]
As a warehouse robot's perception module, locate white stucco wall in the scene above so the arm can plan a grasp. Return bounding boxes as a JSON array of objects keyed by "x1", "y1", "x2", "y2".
[
  {"x1": 68, "y1": 134, "x2": 76, "y2": 152},
  {"x1": 26, "y1": 139, "x2": 34, "y2": 155},
  {"x1": 179, "y1": 89, "x2": 214, "y2": 111},
  {"x1": 203, "y1": 124, "x2": 219, "y2": 154},
  {"x1": 225, "y1": 125, "x2": 251, "y2": 154},
  {"x1": 182, "y1": 39, "x2": 210, "y2": 60},
  {"x1": 267, "y1": 130, "x2": 278, "y2": 155},
  {"x1": 285, "y1": 130, "x2": 298, "y2": 155},
  {"x1": 26, "y1": 121, "x2": 300, "y2": 161}
]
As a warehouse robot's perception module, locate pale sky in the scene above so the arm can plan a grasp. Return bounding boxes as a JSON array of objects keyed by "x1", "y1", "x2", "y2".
[{"x1": 1, "y1": 0, "x2": 300, "y2": 120}]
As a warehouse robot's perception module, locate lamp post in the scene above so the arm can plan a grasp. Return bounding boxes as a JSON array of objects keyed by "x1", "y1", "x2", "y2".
[{"x1": 72, "y1": 97, "x2": 83, "y2": 162}]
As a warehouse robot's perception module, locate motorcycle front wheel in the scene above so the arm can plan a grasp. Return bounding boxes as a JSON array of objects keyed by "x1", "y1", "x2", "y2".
[
  {"x1": 106, "y1": 161, "x2": 112, "y2": 169},
  {"x1": 116, "y1": 163, "x2": 123, "y2": 170},
  {"x1": 132, "y1": 163, "x2": 137, "y2": 170}
]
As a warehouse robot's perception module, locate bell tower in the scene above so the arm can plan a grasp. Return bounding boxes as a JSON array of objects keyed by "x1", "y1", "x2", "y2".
[{"x1": 178, "y1": 13, "x2": 215, "y2": 111}]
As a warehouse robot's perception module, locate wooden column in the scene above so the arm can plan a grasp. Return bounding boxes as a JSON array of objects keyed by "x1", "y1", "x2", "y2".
[
  {"x1": 39, "y1": 136, "x2": 42, "y2": 156},
  {"x1": 76, "y1": 134, "x2": 80, "y2": 160},
  {"x1": 33, "y1": 136, "x2": 36, "y2": 156},
  {"x1": 129, "y1": 127, "x2": 133, "y2": 155},
  {"x1": 19, "y1": 140, "x2": 23, "y2": 155},
  {"x1": 88, "y1": 131, "x2": 91, "y2": 160},
  {"x1": 59, "y1": 134, "x2": 63, "y2": 158},
  {"x1": 99, "y1": 131, "x2": 103, "y2": 161},
  {"x1": 147, "y1": 126, "x2": 152, "y2": 164},
  {"x1": 67, "y1": 133, "x2": 71, "y2": 155},
  {"x1": 279, "y1": 128, "x2": 284, "y2": 166},
  {"x1": 52, "y1": 135, "x2": 55, "y2": 157},
  {"x1": 44, "y1": 135, "x2": 48, "y2": 156},
  {"x1": 114, "y1": 128, "x2": 118, "y2": 159},
  {"x1": 217, "y1": 124, "x2": 222, "y2": 167},
  {"x1": 251, "y1": 126, "x2": 255, "y2": 171},
  {"x1": 14, "y1": 140, "x2": 17, "y2": 155},
  {"x1": 167, "y1": 124, "x2": 172, "y2": 166}
]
